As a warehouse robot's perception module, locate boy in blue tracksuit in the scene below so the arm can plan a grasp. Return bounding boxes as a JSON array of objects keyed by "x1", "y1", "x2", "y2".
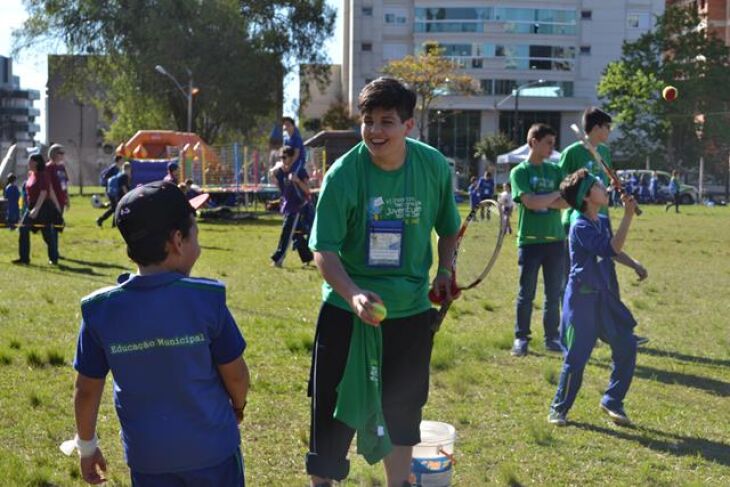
[
  {"x1": 4, "y1": 173, "x2": 20, "y2": 229},
  {"x1": 68, "y1": 181, "x2": 250, "y2": 486},
  {"x1": 548, "y1": 169, "x2": 647, "y2": 426},
  {"x1": 468, "y1": 176, "x2": 481, "y2": 213}
]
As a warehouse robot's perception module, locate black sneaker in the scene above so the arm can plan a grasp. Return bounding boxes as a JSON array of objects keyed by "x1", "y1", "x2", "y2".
[
  {"x1": 511, "y1": 338, "x2": 528, "y2": 357},
  {"x1": 12, "y1": 258, "x2": 29, "y2": 265},
  {"x1": 545, "y1": 338, "x2": 563, "y2": 352},
  {"x1": 600, "y1": 403, "x2": 632, "y2": 426}
]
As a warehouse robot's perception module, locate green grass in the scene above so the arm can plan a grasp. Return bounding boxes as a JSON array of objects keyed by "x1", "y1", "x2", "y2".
[{"x1": 0, "y1": 192, "x2": 729, "y2": 485}]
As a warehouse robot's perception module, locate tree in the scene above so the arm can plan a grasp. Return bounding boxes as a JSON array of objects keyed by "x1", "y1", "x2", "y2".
[
  {"x1": 598, "y1": 4, "x2": 730, "y2": 179},
  {"x1": 381, "y1": 42, "x2": 477, "y2": 140},
  {"x1": 14, "y1": 0, "x2": 335, "y2": 143},
  {"x1": 473, "y1": 132, "x2": 517, "y2": 165},
  {"x1": 321, "y1": 103, "x2": 358, "y2": 130}
]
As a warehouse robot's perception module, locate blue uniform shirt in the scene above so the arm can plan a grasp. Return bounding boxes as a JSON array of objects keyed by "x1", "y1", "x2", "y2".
[
  {"x1": 468, "y1": 184, "x2": 481, "y2": 208},
  {"x1": 74, "y1": 272, "x2": 246, "y2": 474},
  {"x1": 275, "y1": 165, "x2": 309, "y2": 214},
  {"x1": 283, "y1": 129, "x2": 306, "y2": 173},
  {"x1": 477, "y1": 176, "x2": 494, "y2": 199},
  {"x1": 4, "y1": 183, "x2": 20, "y2": 222}
]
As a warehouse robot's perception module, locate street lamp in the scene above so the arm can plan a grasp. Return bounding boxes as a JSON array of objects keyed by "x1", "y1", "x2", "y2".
[
  {"x1": 495, "y1": 79, "x2": 546, "y2": 143},
  {"x1": 154, "y1": 65, "x2": 199, "y2": 133}
]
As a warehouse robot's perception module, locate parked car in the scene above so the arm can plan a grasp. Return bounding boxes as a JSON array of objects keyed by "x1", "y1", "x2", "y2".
[{"x1": 615, "y1": 169, "x2": 699, "y2": 204}]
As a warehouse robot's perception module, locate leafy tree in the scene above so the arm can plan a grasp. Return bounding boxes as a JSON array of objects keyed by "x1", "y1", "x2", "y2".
[
  {"x1": 598, "y1": 4, "x2": 730, "y2": 178},
  {"x1": 14, "y1": 0, "x2": 335, "y2": 143},
  {"x1": 473, "y1": 132, "x2": 517, "y2": 165},
  {"x1": 381, "y1": 42, "x2": 477, "y2": 140},
  {"x1": 321, "y1": 103, "x2": 358, "y2": 130}
]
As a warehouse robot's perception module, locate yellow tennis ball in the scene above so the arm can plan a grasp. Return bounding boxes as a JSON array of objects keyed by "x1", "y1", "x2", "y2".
[{"x1": 371, "y1": 302, "x2": 388, "y2": 322}]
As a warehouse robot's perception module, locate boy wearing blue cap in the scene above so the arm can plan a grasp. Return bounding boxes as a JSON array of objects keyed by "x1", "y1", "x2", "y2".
[
  {"x1": 548, "y1": 169, "x2": 646, "y2": 427},
  {"x1": 67, "y1": 181, "x2": 250, "y2": 485}
]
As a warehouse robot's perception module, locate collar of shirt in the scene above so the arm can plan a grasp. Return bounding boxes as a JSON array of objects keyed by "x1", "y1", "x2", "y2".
[{"x1": 117, "y1": 271, "x2": 185, "y2": 288}]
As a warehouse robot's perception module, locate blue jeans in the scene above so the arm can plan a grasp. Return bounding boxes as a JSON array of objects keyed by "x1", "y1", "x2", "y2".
[
  {"x1": 515, "y1": 241, "x2": 564, "y2": 341},
  {"x1": 19, "y1": 222, "x2": 58, "y2": 263}
]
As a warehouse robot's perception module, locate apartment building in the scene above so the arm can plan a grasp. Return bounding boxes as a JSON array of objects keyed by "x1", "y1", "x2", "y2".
[
  {"x1": 0, "y1": 56, "x2": 41, "y2": 166},
  {"x1": 328, "y1": 1, "x2": 666, "y2": 169},
  {"x1": 668, "y1": 0, "x2": 730, "y2": 45}
]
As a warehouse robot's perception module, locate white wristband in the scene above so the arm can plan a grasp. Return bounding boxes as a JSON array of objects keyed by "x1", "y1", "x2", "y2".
[{"x1": 60, "y1": 434, "x2": 98, "y2": 458}]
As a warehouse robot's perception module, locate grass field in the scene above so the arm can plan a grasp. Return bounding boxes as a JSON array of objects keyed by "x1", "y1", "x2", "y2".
[{"x1": 0, "y1": 190, "x2": 728, "y2": 486}]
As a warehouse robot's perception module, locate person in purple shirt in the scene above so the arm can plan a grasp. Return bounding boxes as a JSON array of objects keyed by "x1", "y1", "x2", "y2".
[
  {"x1": 283, "y1": 116, "x2": 307, "y2": 174},
  {"x1": 68, "y1": 182, "x2": 250, "y2": 486},
  {"x1": 269, "y1": 145, "x2": 314, "y2": 267}
]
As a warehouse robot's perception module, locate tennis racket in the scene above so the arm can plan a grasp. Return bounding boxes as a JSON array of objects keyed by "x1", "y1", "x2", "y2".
[
  {"x1": 429, "y1": 198, "x2": 507, "y2": 331},
  {"x1": 569, "y1": 123, "x2": 642, "y2": 215}
]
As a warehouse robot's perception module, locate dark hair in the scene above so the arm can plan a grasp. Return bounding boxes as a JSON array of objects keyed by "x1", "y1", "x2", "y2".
[
  {"x1": 282, "y1": 116, "x2": 296, "y2": 126},
  {"x1": 7, "y1": 173, "x2": 16, "y2": 183},
  {"x1": 560, "y1": 168, "x2": 592, "y2": 213},
  {"x1": 582, "y1": 107, "x2": 612, "y2": 134},
  {"x1": 126, "y1": 214, "x2": 194, "y2": 266},
  {"x1": 185, "y1": 178, "x2": 193, "y2": 185},
  {"x1": 114, "y1": 155, "x2": 124, "y2": 163},
  {"x1": 526, "y1": 123, "x2": 556, "y2": 145},
  {"x1": 29, "y1": 154, "x2": 46, "y2": 172},
  {"x1": 357, "y1": 77, "x2": 416, "y2": 122},
  {"x1": 281, "y1": 145, "x2": 295, "y2": 157}
]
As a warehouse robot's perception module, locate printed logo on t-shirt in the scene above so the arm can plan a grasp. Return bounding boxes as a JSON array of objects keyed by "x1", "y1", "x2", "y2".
[
  {"x1": 109, "y1": 333, "x2": 208, "y2": 355},
  {"x1": 529, "y1": 176, "x2": 555, "y2": 194},
  {"x1": 369, "y1": 196, "x2": 423, "y2": 224}
]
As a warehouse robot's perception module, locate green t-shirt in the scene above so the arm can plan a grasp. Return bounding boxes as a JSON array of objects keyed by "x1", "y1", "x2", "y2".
[
  {"x1": 309, "y1": 138, "x2": 461, "y2": 318},
  {"x1": 559, "y1": 141, "x2": 612, "y2": 226},
  {"x1": 510, "y1": 160, "x2": 565, "y2": 246}
]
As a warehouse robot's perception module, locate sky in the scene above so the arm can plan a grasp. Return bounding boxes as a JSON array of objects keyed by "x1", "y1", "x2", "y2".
[{"x1": 0, "y1": 0, "x2": 344, "y2": 143}]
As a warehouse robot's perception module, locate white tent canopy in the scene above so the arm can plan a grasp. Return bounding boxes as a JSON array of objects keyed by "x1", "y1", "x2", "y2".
[{"x1": 496, "y1": 143, "x2": 561, "y2": 164}]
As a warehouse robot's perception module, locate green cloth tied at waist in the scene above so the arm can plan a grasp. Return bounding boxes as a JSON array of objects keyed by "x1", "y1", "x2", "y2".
[{"x1": 334, "y1": 316, "x2": 393, "y2": 464}]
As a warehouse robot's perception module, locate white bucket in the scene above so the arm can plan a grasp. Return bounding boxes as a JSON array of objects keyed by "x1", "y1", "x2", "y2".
[{"x1": 410, "y1": 421, "x2": 456, "y2": 487}]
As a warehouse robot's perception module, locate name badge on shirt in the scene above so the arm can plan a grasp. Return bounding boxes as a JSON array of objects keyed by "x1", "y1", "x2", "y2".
[{"x1": 367, "y1": 219, "x2": 404, "y2": 268}]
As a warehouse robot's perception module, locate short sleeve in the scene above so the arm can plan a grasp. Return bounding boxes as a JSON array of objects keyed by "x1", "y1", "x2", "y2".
[
  {"x1": 571, "y1": 219, "x2": 616, "y2": 259},
  {"x1": 510, "y1": 165, "x2": 530, "y2": 203},
  {"x1": 309, "y1": 171, "x2": 352, "y2": 253},
  {"x1": 558, "y1": 146, "x2": 573, "y2": 175},
  {"x1": 435, "y1": 160, "x2": 461, "y2": 237},
  {"x1": 210, "y1": 297, "x2": 246, "y2": 365},
  {"x1": 73, "y1": 317, "x2": 110, "y2": 379}
]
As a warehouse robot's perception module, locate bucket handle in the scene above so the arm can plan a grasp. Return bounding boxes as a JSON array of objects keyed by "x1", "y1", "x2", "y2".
[{"x1": 438, "y1": 448, "x2": 457, "y2": 466}]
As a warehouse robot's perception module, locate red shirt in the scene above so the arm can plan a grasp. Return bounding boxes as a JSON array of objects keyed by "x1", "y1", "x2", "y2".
[
  {"x1": 46, "y1": 162, "x2": 69, "y2": 207},
  {"x1": 26, "y1": 171, "x2": 50, "y2": 208}
]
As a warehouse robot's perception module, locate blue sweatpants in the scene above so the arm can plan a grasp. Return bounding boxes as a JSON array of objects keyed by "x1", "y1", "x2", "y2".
[
  {"x1": 130, "y1": 448, "x2": 244, "y2": 487},
  {"x1": 550, "y1": 301, "x2": 637, "y2": 414}
]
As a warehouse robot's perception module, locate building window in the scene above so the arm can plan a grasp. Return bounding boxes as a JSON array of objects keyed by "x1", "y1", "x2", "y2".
[
  {"x1": 384, "y1": 9, "x2": 407, "y2": 24},
  {"x1": 414, "y1": 7, "x2": 577, "y2": 35},
  {"x1": 361, "y1": 43, "x2": 372, "y2": 52},
  {"x1": 581, "y1": 10, "x2": 592, "y2": 20},
  {"x1": 627, "y1": 12, "x2": 650, "y2": 30},
  {"x1": 362, "y1": 6, "x2": 373, "y2": 16},
  {"x1": 580, "y1": 45, "x2": 591, "y2": 55}
]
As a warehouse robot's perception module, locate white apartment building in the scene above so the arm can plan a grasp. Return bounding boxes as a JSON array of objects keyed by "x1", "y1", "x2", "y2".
[{"x1": 332, "y1": 0, "x2": 664, "y2": 168}]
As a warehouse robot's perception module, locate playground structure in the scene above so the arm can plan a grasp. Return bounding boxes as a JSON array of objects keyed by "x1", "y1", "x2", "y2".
[{"x1": 118, "y1": 130, "x2": 279, "y2": 206}]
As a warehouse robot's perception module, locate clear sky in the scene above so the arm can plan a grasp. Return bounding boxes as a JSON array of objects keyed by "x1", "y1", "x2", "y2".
[{"x1": 0, "y1": 0, "x2": 344, "y2": 143}]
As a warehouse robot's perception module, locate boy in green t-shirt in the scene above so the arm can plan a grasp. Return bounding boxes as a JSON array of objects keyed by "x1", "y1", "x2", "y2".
[
  {"x1": 509, "y1": 124, "x2": 569, "y2": 357},
  {"x1": 558, "y1": 107, "x2": 649, "y2": 346},
  {"x1": 306, "y1": 77, "x2": 461, "y2": 486}
]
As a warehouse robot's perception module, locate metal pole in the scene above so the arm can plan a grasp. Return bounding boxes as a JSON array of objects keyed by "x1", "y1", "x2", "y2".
[
  {"x1": 78, "y1": 102, "x2": 84, "y2": 195},
  {"x1": 187, "y1": 76, "x2": 193, "y2": 133},
  {"x1": 699, "y1": 156, "x2": 704, "y2": 204},
  {"x1": 513, "y1": 88, "x2": 521, "y2": 144}
]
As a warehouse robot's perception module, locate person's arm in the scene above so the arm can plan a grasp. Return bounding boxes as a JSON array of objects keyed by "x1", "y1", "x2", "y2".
[
  {"x1": 431, "y1": 233, "x2": 459, "y2": 302},
  {"x1": 217, "y1": 357, "x2": 250, "y2": 424},
  {"x1": 547, "y1": 198, "x2": 570, "y2": 209},
  {"x1": 520, "y1": 191, "x2": 562, "y2": 210},
  {"x1": 29, "y1": 190, "x2": 47, "y2": 218},
  {"x1": 613, "y1": 251, "x2": 648, "y2": 280},
  {"x1": 313, "y1": 251, "x2": 383, "y2": 326},
  {"x1": 610, "y1": 194, "x2": 637, "y2": 254},
  {"x1": 74, "y1": 374, "x2": 107, "y2": 485}
]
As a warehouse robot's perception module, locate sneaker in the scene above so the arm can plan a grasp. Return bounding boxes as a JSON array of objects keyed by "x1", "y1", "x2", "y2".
[
  {"x1": 545, "y1": 338, "x2": 562, "y2": 352},
  {"x1": 49, "y1": 260, "x2": 58, "y2": 266},
  {"x1": 271, "y1": 260, "x2": 282, "y2": 268},
  {"x1": 96, "y1": 218, "x2": 103, "y2": 228},
  {"x1": 511, "y1": 338, "x2": 528, "y2": 357},
  {"x1": 547, "y1": 408, "x2": 567, "y2": 426},
  {"x1": 12, "y1": 258, "x2": 29, "y2": 265},
  {"x1": 634, "y1": 335, "x2": 649, "y2": 346},
  {"x1": 600, "y1": 403, "x2": 632, "y2": 426}
]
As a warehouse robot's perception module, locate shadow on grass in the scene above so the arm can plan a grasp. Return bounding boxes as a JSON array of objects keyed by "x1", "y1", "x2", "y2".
[
  {"x1": 633, "y1": 364, "x2": 730, "y2": 397},
  {"x1": 571, "y1": 421, "x2": 730, "y2": 467},
  {"x1": 55, "y1": 263, "x2": 105, "y2": 276},
  {"x1": 60, "y1": 256, "x2": 128, "y2": 270},
  {"x1": 200, "y1": 245, "x2": 233, "y2": 252},
  {"x1": 638, "y1": 346, "x2": 730, "y2": 368}
]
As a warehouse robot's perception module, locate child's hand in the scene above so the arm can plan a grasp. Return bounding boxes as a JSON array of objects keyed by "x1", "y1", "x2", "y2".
[
  {"x1": 80, "y1": 448, "x2": 107, "y2": 484},
  {"x1": 634, "y1": 262, "x2": 648, "y2": 281},
  {"x1": 621, "y1": 194, "x2": 637, "y2": 214}
]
